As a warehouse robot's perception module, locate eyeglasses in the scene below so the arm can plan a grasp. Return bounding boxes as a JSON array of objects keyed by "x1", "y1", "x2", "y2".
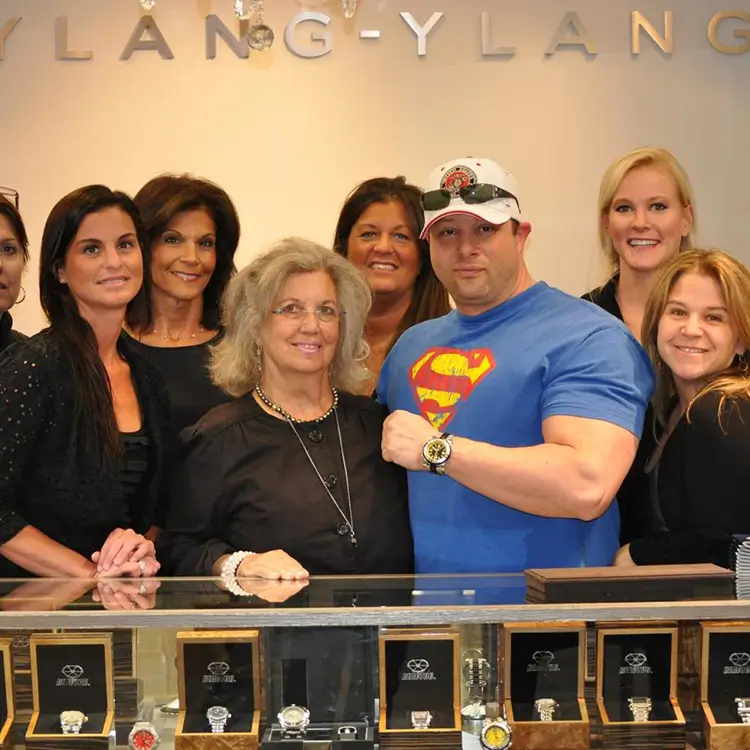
[
  {"x1": 271, "y1": 303, "x2": 344, "y2": 323},
  {"x1": 422, "y1": 183, "x2": 519, "y2": 212},
  {"x1": 0, "y1": 187, "x2": 19, "y2": 209}
]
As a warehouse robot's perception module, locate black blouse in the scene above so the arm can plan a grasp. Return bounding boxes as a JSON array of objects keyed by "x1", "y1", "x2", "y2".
[
  {"x1": 629, "y1": 392, "x2": 750, "y2": 566},
  {"x1": 123, "y1": 332, "x2": 232, "y2": 434},
  {"x1": 583, "y1": 277, "x2": 656, "y2": 544},
  {"x1": 158, "y1": 392, "x2": 414, "y2": 576},
  {"x1": 0, "y1": 331, "x2": 174, "y2": 577},
  {"x1": 0, "y1": 312, "x2": 26, "y2": 356}
]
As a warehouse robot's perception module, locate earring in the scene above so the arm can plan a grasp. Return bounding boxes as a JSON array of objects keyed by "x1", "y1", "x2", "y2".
[
  {"x1": 739, "y1": 352, "x2": 748, "y2": 374},
  {"x1": 15, "y1": 286, "x2": 25, "y2": 304},
  {"x1": 255, "y1": 345, "x2": 263, "y2": 372}
]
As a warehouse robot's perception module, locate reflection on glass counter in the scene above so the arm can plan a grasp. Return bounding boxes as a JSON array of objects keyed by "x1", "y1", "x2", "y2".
[{"x1": 0, "y1": 572, "x2": 746, "y2": 748}]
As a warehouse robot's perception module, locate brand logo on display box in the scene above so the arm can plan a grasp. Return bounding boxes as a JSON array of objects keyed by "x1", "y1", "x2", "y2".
[
  {"x1": 56, "y1": 664, "x2": 90, "y2": 687},
  {"x1": 619, "y1": 652, "x2": 652, "y2": 675},
  {"x1": 1, "y1": 8, "x2": 749, "y2": 63},
  {"x1": 527, "y1": 650, "x2": 561, "y2": 673},
  {"x1": 402, "y1": 658, "x2": 436, "y2": 681},
  {"x1": 202, "y1": 661, "x2": 237, "y2": 684},
  {"x1": 724, "y1": 652, "x2": 750, "y2": 675}
]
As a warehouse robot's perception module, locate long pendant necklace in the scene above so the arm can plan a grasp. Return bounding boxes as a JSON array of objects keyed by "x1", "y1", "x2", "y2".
[{"x1": 255, "y1": 384, "x2": 356, "y2": 546}]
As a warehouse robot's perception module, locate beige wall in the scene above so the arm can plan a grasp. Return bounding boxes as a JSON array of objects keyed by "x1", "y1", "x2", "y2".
[{"x1": 1, "y1": 0, "x2": 749, "y2": 335}]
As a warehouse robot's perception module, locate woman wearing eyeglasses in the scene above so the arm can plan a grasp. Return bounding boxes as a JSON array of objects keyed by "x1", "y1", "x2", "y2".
[
  {"x1": 157, "y1": 237, "x2": 413, "y2": 579},
  {"x1": 333, "y1": 177, "x2": 451, "y2": 395},
  {"x1": 0, "y1": 194, "x2": 29, "y2": 355}
]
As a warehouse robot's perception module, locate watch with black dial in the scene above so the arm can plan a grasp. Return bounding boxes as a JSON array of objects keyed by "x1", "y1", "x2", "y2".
[{"x1": 422, "y1": 433, "x2": 454, "y2": 474}]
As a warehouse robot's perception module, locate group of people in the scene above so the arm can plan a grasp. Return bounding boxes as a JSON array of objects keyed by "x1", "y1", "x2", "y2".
[{"x1": 0, "y1": 145, "x2": 748, "y2": 593}]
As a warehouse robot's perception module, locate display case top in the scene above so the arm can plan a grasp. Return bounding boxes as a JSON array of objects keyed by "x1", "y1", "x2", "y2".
[{"x1": 0, "y1": 574, "x2": 746, "y2": 629}]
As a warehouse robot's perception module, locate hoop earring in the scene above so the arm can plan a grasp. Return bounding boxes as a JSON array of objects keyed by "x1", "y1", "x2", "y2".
[
  {"x1": 739, "y1": 352, "x2": 748, "y2": 374},
  {"x1": 15, "y1": 286, "x2": 25, "y2": 305}
]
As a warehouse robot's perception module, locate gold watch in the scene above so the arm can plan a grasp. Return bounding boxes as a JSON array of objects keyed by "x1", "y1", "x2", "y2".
[{"x1": 422, "y1": 433, "x2": 454, "y2": 475}]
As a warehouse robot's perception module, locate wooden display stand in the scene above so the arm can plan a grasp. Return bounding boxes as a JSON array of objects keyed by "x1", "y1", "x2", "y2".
[
  {"x1": 500, "y1": 622, "x2": 589, "y2": 749},
  {"x1": 700, "y1": 621, "x2": 750, "y2": 750},
  {"x1": 0, "y1": 640, "x2": 15, "y2": 748},
  {"x1": 26, "y1": 633, "x2": 114, "y2": 750},
  {"x1": 596, "y1": 625, "x2": 685, "y2": 750},
  {"x1": 378, "y1": 628, "x2": 461, "y2": 750},
  {"x1": 175, "y1": 630, "x2": 261, "y2": 750}
]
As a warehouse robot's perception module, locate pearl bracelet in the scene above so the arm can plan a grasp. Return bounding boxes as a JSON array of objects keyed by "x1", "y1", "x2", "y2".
[{"x1": 220, "y1": 550, "x2": 254, "y2": 580}]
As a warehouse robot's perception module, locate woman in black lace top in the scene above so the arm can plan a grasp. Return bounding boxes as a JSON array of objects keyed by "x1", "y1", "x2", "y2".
[
  {"x1": 0, "y1": 194, "x2": 29, "y2": 355},
  {"x1": 0, "y1": 186, "x2": 173, "y2": 578}
]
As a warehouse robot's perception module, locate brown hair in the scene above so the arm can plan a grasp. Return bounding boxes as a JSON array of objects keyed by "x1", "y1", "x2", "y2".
[
  {"x1": 333, "y1": 176, "x2": 451, "y2": 349},
  {"x1": 642, "y1": 249, "x2": 750, "y2": 426},
  {"x1": 129, "y1": 174, "x2": 240, "y2": 331}
]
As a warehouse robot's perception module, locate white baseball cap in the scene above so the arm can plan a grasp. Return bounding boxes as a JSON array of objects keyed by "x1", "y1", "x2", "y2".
[{"x1": 420, "y1": 157, "x2": 522, "y2": 240}]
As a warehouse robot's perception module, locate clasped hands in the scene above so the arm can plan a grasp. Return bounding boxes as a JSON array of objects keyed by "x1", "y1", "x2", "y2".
[{"x1": 91, "y1": 527, "x2": 159, "y2": 578}]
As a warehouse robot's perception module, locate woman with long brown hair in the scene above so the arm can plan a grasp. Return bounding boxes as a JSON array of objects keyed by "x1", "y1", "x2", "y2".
[
  {"x1": 333, "y1": 177, "x2": 451, "y2": 394},
  {"x1": 615, "y1": 249, "x2": 750, "y2": 566}
]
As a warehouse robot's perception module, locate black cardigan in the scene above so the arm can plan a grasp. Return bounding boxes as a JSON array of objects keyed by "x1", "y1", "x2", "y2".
[
  {"x1": 629, "y1": 392, "x2": 750, "y2": 567},
  {"x1": 0, "y1": 312, "x2": 26, "y2": 356},
  {"x1": 0, "y1": 330, "x2": 174, "y2": 577}
]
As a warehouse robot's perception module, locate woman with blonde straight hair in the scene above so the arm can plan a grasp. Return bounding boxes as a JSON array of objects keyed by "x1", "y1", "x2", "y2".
[
  {"x1": 157, "y1": 237, "x2": 413, "y2": 580},
  {"x1": 584, "y1": 146, "x2": 695, "y2": 547},
  {"x1": 615, "y1": 249, "x2": 750, "y2": 567}
]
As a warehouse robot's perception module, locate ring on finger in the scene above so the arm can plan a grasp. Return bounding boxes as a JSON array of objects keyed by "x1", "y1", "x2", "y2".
[{"x1": 138, "y1": 560, "x2": 146, "y2": 575}]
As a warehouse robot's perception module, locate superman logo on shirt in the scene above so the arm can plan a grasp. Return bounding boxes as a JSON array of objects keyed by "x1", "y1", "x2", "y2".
[{"x1": 409, "y1": 348, "x2": 496, "y2": 430}]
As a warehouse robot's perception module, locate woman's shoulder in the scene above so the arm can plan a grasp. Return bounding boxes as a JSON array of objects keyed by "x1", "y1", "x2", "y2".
[
  {"x1": 339, "y1": 391, "x2": 388, "y2": 421},
  {"x1": 688, "y1": 390, "x2": 750, "y2": 429},
  {"x1": 0, "y1": 329, "x2": 66, "y2": 372},
  {"x1": 181, "y1": 394, "x2": 264, "y2": 444}
]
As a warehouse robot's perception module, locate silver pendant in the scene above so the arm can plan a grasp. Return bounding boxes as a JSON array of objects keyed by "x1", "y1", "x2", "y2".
[
  {"x1": 139, "y1": 0, "x2": 156, "y2": 10},
  {"x1": 247, "y1": 24, "x2": 275, "y2": 51},
  {"x1": 341, "y1": 0, "x2": 357, "y2": 20}
]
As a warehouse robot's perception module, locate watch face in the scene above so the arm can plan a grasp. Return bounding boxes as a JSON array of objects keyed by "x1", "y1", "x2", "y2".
[
  {"x1": 131, "y1": 728, "x2": 157, "y2": 750},
  {"x1": 207, "y1": 706, "x2": 229, "y2": 721},
  {"x1": 60, "y1": 710, "x2": 85, "y2": 723},
  {"x1": 481, "y1": 723, "x2": 510, "y2": 749},
  {"x1": 424, "y1": 438, "x2": 449, "y2": 464},
  {"x1": 280, "y1": 705, "x2": 308, "y2": 727}
]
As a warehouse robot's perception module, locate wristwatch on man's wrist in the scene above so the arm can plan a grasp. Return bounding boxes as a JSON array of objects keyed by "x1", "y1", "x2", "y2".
[{"x1": 422, "y1": 433, "x2": 454, "y2": 475}]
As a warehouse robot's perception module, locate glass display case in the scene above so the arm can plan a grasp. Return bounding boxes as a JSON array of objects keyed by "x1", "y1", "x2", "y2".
[{"x1": 0, "y1": 573, "x2": 748, "y2": 749}]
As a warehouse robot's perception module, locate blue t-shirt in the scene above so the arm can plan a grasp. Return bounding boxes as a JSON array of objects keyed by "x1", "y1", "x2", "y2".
[{"x1": 377, "y1": 282, "x2": 654, "y2": 574}]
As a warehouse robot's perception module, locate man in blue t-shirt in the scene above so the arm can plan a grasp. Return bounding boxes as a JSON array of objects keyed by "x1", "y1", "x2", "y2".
[{"x1": 377, "y1": 157, "x2": 654, "y2": 574}]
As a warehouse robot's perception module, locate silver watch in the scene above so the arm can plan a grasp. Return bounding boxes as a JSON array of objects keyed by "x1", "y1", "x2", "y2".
[
  {"x1": 480, "y1": 702, "x2": 512, "y2": 750},
  {"x1": 628, "y1": 696, "x2": 652, "y2": 722},
  {"x1": 128, "y1": 721, "x2": 161, "y2": 749},
  {"x1": 736, "y1": 697, "x2": 750, "y2": 724},
  {"x1": 60, "y1": 710, "x2": 87, "y2": 734},
  {"x1": 534, "y1": 698, "x2": 558, "y2": 722},
  {"x1": 411, "y1": 710, "x2": 433, "y2": 729},
  {"x1": 422, "y1": 433, "x2": 453, "y2": 475},
  {"x1": 206, "y1": 705, "x2": 231, "y2": 733},
  {"x1": 278, "y1": 704, "x2": 310, "y2": 736}
]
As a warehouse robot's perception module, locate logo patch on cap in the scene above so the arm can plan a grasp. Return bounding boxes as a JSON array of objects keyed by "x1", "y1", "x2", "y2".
[{"x1": 440, "y1": 165, "x2": 477, "y2": 196}]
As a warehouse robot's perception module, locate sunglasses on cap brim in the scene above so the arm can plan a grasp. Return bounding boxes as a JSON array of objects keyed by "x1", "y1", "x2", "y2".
[{"x1": 422, "y1": 183, "x2": 519, "y2": 212}]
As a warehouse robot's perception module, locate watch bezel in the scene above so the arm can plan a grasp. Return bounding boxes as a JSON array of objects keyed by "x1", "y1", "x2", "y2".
[
  {"x1": 480, "y1": 717, "x2": 512, "y2": 750},
  {"x1": 128, "y1": 722, "x2": 161, "y2": 749},
  {"x1": 278, "y1": 704, "x2": 311, "y2": 732}
]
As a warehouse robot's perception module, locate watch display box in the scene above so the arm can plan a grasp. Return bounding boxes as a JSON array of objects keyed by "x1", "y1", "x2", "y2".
[
  {"x1": 526, "y1": 564, "x2": 734, "y2": 603},
  {"x1": 500, "y1": 622, "x2": 589, "y2": 749},
  {"x1": 378, "y1": 627, "x2": 461, "y2": 749},
  {"x1": 700, "y1": 621, "x2": 750, "y2": 750},
  {"x1": 596, "y1": 625, "x2": 685, "y2": 750},
  {"x1": 26, "y1": 633, "x2": 114, "y2": 749},
  {"x1": 175, "y1": 629, "x2": 261, "y2": 750},
  {"x1": 0, "y1": 639, "x2": 15, "y2": 748}
]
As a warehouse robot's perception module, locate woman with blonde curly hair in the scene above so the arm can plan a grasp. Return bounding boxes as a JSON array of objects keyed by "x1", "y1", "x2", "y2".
[
  {"x1": 615, "y1": 249, "x2": 750, "y2": 566},
  {"x1": 157, "y1": 238, "x2": 413, "y2": 579}
]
